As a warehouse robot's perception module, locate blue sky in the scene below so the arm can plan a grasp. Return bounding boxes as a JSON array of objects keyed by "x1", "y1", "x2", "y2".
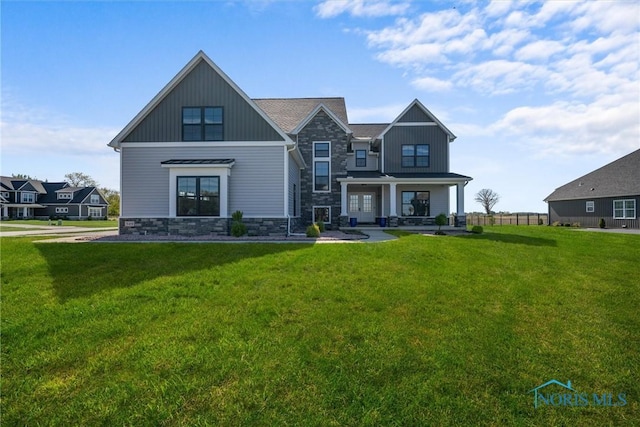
[{"x1": 2, "y1": 0, "x2": 638, "y2": 213}]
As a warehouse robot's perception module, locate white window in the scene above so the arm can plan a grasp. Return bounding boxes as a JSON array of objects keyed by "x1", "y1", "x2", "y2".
[
  {"x1": 313, "y1": 206, "x2": 331, "y2": 224},
  {"x1": 90, "y1": 194, "x2": 100, "y2": 204},
  {"x1": 613, "y1": 199, "x2": 636, "y2": 219},
  {"x1": 57, "y1": 193, "x2": 72, "y2": 200},
  {"x1": 313, "y1": 141, "x2": 331, "y2": 192},
  {"x1": 56, "y1": 207, "x2": 68, "y2": 214},
  {"x1": 586, "y1": 201, "x2": 594, "y2": 213},
  {"x1": 21, "y1": 192, "x2": 35, "y2": 203},
  {"x1": 88, "y1": 207, "x2": 102, "y2": 217}
]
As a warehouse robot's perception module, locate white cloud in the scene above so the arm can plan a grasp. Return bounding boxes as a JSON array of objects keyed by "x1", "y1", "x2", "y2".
[
  {"x1": 453, "y1": 60, "x2": 549, "y2": 95},
  {"x1": 411, "y1": 76, "x2": 453, "y2": 92},
  {"x1": 515, "y1": 39, "x2": 566, "y2": 62},
  {"x1": 492, "y1": 98, "x2": 640, "y2": 157},
  {"x1": 314, "y1": 0, "x2": 410, "y2": 18},
  {"x1": 1, "y1": 100, "x2": 118, "y2": 157}
]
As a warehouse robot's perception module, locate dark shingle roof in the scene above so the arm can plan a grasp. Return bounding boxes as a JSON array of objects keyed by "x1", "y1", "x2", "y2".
[
  {"x1": 161, "y1": 159, "x2": 235, "y2": 165},
  {"x1": 346, "y1": 171, "x2": 472, "y2": 180},
  {"x1": 349, "y1": 124, "x2": 389, "y2": 139},
  {"x1": 253, "y1": 98, "x2": 348, "y2": 134},
  {"x1": 38, "y1": 182, "x2": 70, "y2": 204},
  {"x1": 544, "y1": 149, "x2": 640, "y2": 202}
]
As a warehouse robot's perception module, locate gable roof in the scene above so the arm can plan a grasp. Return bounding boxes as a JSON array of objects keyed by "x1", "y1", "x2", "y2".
[
  {"x1": 290, "y1": 103, "x2": 352, "y2": 135},
  {"x1": 544, "y1": 149, "x2": 640, "y2": 202},
  {"x1": 254, "y1": 97, "x2": 349, "y2": 134},
  {"x1": 108, "y1": 51, "x2": 293, "y2": 148},
  {"x1": 380, "y1": 99, "x2": 456, "y2": 141}
]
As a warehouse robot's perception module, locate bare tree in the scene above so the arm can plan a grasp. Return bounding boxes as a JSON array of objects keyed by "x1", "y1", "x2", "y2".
[
  {"x1": 65, "y1": 172, "x2": 98, "y2": 188},
  {"x1": 475, "y1": 188, "x2": 500, "y2": 214}
]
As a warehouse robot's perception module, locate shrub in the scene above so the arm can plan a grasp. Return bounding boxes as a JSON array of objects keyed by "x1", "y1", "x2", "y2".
[
  {"x1": 572, "y1": 222, "x2": 581, "y2": 228},
  {"x1": 316, "y1": 221, "x2": 325, "y2": 232},
  {"x1": 488, "y1": 215, "x2": 496, "y2": 226},
  {"x1": 471, "y1": 225, "x2": 483, "y2": 234},
  {"x1": 306, "y1": 224, "x2": 320, "y2": 238},
  {"x1": 599, "y1": 218, "x2": 606, "y2": 229},
  {"x1": 538, "y1": 218, "x2": 544, "y2": 225},
  {"x1": 231, "y1": 221, "x2": 247, "y2": 237},
  {"x1": 231, "y1": 210, "x2": 243, "y2": 222},
  {"x1": 552, "y1": 221, "x2": 561, "y2": 227},
  {"x1": 230, "y1": 210, "x2": 247, "y2": 237}
]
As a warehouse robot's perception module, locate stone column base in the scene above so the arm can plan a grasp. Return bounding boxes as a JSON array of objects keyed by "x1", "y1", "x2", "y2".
[
  {"x1": 389, "y1": 216, "x2": 399, "y2": 227},
  {"x1": 455, "y1": 215, "x2": 467, "y2": 227},
  {"x1": 339, "y1": 215, "x2": 349, "y2": 227}
]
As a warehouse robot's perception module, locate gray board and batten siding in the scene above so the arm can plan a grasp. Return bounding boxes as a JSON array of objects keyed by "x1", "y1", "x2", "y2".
[
  {"x1": 398, "y1": 104, "x2": 435, "y2": 123},
  {"x1": 383, "y1": 125, "x2": 449, "y2": 173},
  {"x1": 548, "y1": 196, "x2": 639, "y2": 229},
  {"x1": 122, "y1": 59, "x2": 284, "y2": 143},
  {"x1": 120, "y1": 146, "x2": 286, "y2": 218}
]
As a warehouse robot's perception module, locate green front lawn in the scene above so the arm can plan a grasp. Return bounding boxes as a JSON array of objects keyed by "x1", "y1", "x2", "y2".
[{"x1": 2, "y1": 227, "x2": 638, "y2": 425}]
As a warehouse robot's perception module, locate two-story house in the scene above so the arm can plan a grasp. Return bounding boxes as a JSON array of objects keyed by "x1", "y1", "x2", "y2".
[
  {"x1": 0, "y1": 176, "x2": 108, "y2": 220},
  {"x1": 108, "y1": 51, "x2": 472, "y2": 236}
]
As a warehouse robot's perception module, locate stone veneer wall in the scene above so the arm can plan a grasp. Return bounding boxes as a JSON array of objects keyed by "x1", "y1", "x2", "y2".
[
  {"x1": 297, "y1": 110, "x2": 348, "y2": 229},
  {"x1": 119, "y1": 217, "x2": 301, "y2": 237}
]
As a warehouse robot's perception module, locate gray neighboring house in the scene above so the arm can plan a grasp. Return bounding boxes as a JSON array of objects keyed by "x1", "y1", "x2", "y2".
[
  {"x1": 108, "y1": 51, "x2": 472, "y2": 236},
  {"x1": 0, "y1": 177, "x2": 108, "y2": 220},
  {"x1": 544, "y1": 149, "x2": 640, "y2": 229}
]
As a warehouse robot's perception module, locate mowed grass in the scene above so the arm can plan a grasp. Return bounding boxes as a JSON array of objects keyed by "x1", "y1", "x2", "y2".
[
  {"x1": 0, "y1": 219, "x2": 117, "y2": 228},
  {"x1": 2, "y1": 227, "x2": 638, "y2": 425}
]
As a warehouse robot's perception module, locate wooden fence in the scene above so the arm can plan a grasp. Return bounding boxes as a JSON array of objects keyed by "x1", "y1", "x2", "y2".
[{"x1": 466, "y1": 213, "x2": 548, "y2": 226}]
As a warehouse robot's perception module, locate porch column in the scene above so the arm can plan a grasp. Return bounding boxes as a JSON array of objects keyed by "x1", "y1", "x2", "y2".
[
  {"x1": 340, "y1": 182, "x2": 348, "y2": 216},
  {"x1": 23, "y1": 207, "x2": 28, "y2": 218},
  {"x1": 456, "y1": 182, "x2": 465, "y2": 215},
  {"x1": 456, "y1": 182, "x2": 467, "y2": 227},
  {"x1": 389, "y1": 183, "x2": 397, "y2": 217}
]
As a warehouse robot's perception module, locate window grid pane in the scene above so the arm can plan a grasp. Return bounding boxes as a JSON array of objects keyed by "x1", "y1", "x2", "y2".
[{"x1": 315, "y1": 143, "x2": 330, "y2": 158}]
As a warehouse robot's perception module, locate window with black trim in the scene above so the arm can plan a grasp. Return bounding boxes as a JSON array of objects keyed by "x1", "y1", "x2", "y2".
[
  {"x1": 402, "y1": 191, "x2": 430, "y2": 216},
  {"x1": 401, "y1": 144, "x2": 429, "y2": 167},
  {"x1": 177, "y1": 176, "x2": 220, "y2": 216},
  {"x1": 313, "y1": 206, "x2": 330, "y2": 224},
  {"x1": 182, "y1": 107, "x2": 223, "y2": 141},
  {"x1": 356, "y1": 150, "x2": 367, "y2": 167}
]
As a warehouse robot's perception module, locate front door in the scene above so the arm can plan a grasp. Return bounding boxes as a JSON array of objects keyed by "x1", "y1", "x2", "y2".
[{"x1": 349, "y1": 193, "x2": 375, "y2": 223}]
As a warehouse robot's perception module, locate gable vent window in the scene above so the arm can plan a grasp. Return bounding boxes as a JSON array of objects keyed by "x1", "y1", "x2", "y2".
[{"x1": 182, "y1": 107, "x2": 223, "y2": 141}]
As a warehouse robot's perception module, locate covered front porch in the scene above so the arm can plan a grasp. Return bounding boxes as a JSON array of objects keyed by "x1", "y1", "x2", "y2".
[{"x1": 337, "y1": 175, "x2": 470, "y2": 228}]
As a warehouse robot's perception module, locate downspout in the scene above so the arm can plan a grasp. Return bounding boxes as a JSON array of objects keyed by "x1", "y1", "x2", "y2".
[{"x1": 286, "y1": 140, "x2": 306, "y2": 236}]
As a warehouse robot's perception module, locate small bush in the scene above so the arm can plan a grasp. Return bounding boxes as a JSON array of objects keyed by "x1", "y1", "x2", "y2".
[
  {"x1": 488, "y1": 215, "x2": 496, "y2": 226},
  {"x1": 231, "y1": 221, "x2": 247, "y2": 237},
  {"x1": 231, "y1": 210, "x2": 243, "y2": 222},
  {"x1": 471, "y1": 225, "x2": 483, "y2": 234},
  {"x1": 306, "y1": 224, "x2": 320, "y2": 238},
  {"x1": 572, "y1": 222, "x2": 581, "y2": 228},
  {"x1": 316, "y1": 221, "x2": 325, "y2": 232},
  {"x1": 552, "y1": 221, "x2": 561, "y2": 227},
  {"x1": 599, "y1": 218, "x2": 606, "y2": 229},
  {"x1": 538, "y1": 218, "x2": 544, "y2": 225}
]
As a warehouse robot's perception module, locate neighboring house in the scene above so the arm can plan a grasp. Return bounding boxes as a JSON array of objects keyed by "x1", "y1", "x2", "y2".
[
  {"x1": 108, "y1": 51, "x2": 472, "y2": 236},
  {"x1": 0, "y1": 177, "x2": 108, "y2": 220},
  {"x1": 544, "y1": 149, "x2": 640, "y2": 229}
]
